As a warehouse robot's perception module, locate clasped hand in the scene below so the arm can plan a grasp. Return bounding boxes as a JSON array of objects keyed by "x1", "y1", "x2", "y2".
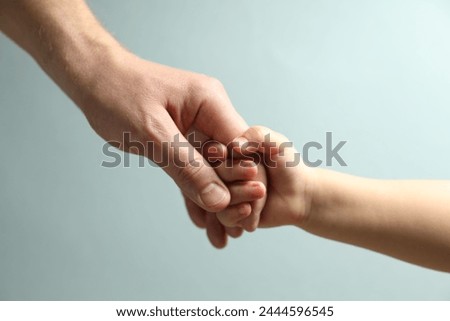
[{"x1": 185, "y1": 126, "x2": 315, "y2": 248}]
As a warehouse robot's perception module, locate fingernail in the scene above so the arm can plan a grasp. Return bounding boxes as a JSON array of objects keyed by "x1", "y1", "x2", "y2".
[{"x1": 200, "y1": 183, "x2": 227, "y2": 207}]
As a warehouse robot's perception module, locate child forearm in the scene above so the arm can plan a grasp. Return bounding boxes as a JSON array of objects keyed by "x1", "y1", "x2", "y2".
[{"x1": 302, "y1": 168, "x2": 450, "y2": 272}]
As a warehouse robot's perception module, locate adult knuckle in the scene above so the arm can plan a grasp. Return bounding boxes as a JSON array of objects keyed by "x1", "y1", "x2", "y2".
[
  {"x1": 208, "y1": 77, "x2": 224, "y2": 91},
  {"x1": 193, "y1": 74, "x2": 224, "y2": 97}
]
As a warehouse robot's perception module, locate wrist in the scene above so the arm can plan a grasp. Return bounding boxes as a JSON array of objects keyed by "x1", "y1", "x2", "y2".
[
  {"x1": 299, "y1": 168, "x2": 357, "y2": 233},
  {"x1": 295, "y1": 166, "x2": 326, "y2": 230}
]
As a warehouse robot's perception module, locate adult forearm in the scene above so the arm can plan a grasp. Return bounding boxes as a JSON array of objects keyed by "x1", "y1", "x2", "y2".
[
  {"x1": 304, "y1": 169, "x2": 450, "y2": 272},
  {"x1": 0, "y1": 0, "x2": 123, "y2": 106}
]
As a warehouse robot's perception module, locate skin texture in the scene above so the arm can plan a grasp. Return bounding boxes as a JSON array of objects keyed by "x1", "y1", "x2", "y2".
[
  {"x1": 0, "y1": 0, "x2": 268, "y2": 246},
  {"x1": 222, "y1": 126, "x2": 450, "y2": 273}
]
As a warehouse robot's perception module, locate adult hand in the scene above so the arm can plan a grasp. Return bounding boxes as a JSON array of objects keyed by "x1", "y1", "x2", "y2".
[
  {"x1": 0, "y1": 0, "x2": 248, "y2": 214},
  {"x1": 80, "y1": 53, "x2": 249, "y2": 213},
  {"x1": 82, "y1": 53, "x2": 258, "y2": 245}
]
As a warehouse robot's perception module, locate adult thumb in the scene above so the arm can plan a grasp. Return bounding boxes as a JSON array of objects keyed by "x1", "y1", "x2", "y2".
[{"x1": 149, "y1": 111, "x2": 230, "y2": 212}]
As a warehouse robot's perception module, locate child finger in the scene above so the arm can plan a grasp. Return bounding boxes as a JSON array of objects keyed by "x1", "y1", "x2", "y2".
[
  {"x1": 232, "y1": 126, "x2": 291, "y2": 156},
  {"x1": 228, "y1": 181, "x2": 266, "y2": 206},
  {"x1": 214, "y1": 159, "x2": 258, "y2": 183},
  {"x1": 216, "y1": 203, "x2": 252, "y2": 227},
  {"x1": 239, "y1": 195, "x2": 265, "y2": 232}
]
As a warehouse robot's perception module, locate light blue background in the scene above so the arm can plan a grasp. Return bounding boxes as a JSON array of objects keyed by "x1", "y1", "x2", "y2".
[{"x1": 1, "y1": 0, "x2": 450, "y2": 300}]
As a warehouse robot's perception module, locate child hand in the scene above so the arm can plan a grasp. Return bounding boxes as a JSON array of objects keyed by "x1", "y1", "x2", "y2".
[{"x1": 218, "y1": 126, "x2": 314, "y2": 229}]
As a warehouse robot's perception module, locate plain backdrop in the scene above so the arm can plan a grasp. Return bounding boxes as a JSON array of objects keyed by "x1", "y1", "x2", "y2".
[{"x1": 1, "y1": 0, "x2": 450, "y2": 300}]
